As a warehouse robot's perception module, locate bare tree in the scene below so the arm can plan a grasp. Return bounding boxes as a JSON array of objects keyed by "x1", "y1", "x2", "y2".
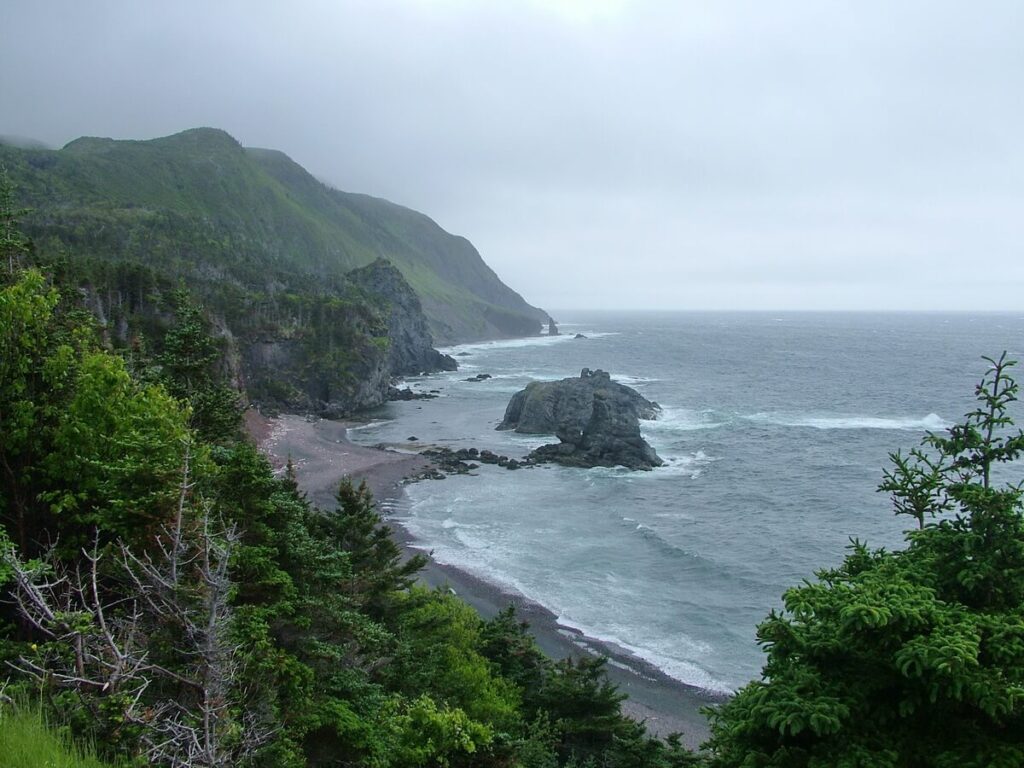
[{"x1": 2, "y1": 447, "x2": 273, "y2": 766}]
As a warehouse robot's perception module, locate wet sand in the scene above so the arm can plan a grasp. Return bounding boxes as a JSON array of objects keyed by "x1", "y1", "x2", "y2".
[{"x1": 251, "y1": 411, "x2": 723, "y2": 748}]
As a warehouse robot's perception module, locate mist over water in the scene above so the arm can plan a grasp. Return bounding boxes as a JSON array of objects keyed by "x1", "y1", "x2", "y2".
[{"x1": 349, "y1": 312, "x2": 1024, "y2": 692}]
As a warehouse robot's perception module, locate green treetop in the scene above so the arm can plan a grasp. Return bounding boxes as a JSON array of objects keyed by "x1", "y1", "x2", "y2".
[{"x1": 706, "y1": 355, "x2": 1024, "y2": 768}]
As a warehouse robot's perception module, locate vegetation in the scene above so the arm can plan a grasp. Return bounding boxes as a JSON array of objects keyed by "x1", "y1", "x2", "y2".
[
  {"x1": 0, "y1": 128, "x2": 546, "y2": 344},
  {"x1": 706, "y1": 354, "x2": 1024, "y2": 767},
  {"x1": 0, "y1": 183, "x2": 691, "y2": 766},
  {"x1": 4, "y1": 164, "x2": 1024, "y2": 766},
  {"x1": 0, "y1": 700, "x2": 120, "y2": 768}
]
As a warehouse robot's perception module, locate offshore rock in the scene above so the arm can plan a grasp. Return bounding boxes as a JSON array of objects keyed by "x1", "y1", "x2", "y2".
[
  {"x1": 498, "y1": 368, "x2": 662, "y2": 471},
  {"x1": 497, "y1": 368, "x2": 659, "y2": 434},
  {"x1": 529, "y1": 393, "x2": 663, "y2": 471}
]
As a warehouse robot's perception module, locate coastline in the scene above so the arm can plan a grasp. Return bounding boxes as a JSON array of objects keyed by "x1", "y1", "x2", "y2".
[{"x1": 250, "y1": 410, "x2": 722, "y2": 748}]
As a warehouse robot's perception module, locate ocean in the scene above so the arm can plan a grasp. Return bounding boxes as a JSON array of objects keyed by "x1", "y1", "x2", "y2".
[{"x1": 347, "y1": 311, "x2": 1024, "y2": 694}]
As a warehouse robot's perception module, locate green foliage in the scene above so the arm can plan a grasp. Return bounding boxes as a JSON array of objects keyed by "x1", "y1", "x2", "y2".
[
  {"x1": 0, "y1": 128, "x2": 544, "y2": 347},
  {"x1": 387, "y1": 587, "x2": 521, "y2": 731},
  {"x1": 0, "y1": 700, "x2": 121, "y2": 768},
  {"x1": 43, "y1": 350, "x2": 190, "y2": 541},
  {"x1": 157, "y1": 289, "x2": 241, "y2": 441},
  {"x1": 707, "y1": 355, "x2": 1024, "y2": 768},
  {"x1": 0, "y1": 167, "x2": 30, "y2": 274},
  {"x1": 0, "y1": 200, "x2": 697, "y2": 766}
]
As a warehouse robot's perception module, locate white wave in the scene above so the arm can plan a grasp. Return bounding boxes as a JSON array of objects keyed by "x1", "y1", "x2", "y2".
[
  {"x1": 611, "y1": 373, "x2": 659, "y2": 387},
  {"x1": 554, "y1": 616, "x2": 733, "y2": 694},
  {"x1": 747, "y1": 412, "x2": 949, "y2": 431},
  {"x1": 580, "y1": 451, "x2": 716, "y2": 480},
  {"x1": 644, "y1": 406, "x2": 726, "y2": 433},
  {"x1": 651, "y1": 451, "x2": 719, "y2": 479},
  {"x1": 345, "y1": 419, "x2": 395, "y2": 433},
  {"x1": 440, "y1": 335, "x2": 576, "y2": 356},
  {"x1": 441, "y1": 331, "x2": 620, "y2": 357}
]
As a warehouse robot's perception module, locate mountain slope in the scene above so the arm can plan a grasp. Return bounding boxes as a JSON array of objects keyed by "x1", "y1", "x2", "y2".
[{"x1": 0, "y1": 127, "x2": 548, "y2": 342}]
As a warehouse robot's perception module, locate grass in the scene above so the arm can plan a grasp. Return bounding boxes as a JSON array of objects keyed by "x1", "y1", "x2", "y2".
[{"x1": 0, "y1": 701, "x2": 118, "y2": 768}]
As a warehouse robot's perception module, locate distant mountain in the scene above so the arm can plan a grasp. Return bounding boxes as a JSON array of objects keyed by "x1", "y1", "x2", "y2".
[{"x1": 0, "y1": 127, "x2": 549, "y2": 342}]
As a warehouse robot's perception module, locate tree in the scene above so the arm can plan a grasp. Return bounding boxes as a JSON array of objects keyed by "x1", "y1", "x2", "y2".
[
  {"x1": 0, "y1": 168, "x2": 30, "y2": 274},
  {"x1": 706, "y1": 355, "x2": 1024, "y2": 768},
  {"x1": 157, "y1": 290, "x2": 240, "y2": 442},
  {"x1": 3, "y1": 447, "x2": 272, "y2": 767}
]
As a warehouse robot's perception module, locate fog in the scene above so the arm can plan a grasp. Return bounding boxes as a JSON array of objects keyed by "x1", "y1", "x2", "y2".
[{"x1": 2, "y1": 0, "x2": 1022, "y2": 310}]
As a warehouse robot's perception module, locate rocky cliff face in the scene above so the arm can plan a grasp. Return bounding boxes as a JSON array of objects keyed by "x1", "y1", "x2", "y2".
[
  {"x1": 238, "y1": 261, "x2": 457, "y2": 416},
  {"x1": 348, "y1": 259, "x2": 458, "y2": 376},
  {"x1": 498, "y1": 369, "x2": 663, "y2": 470},
  {"x1": 73, "y1": 257, "x2": 454, "y2": 419}
]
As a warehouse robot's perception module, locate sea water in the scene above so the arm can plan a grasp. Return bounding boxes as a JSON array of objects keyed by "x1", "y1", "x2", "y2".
[{"x1": 348, "y1": 312, "x2": 1024, "y2": 693}]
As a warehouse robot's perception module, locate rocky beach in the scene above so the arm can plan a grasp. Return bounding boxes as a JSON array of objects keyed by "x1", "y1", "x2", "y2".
[{"x1": 250, "y1": 410, "x2": 720, "y2": 746}]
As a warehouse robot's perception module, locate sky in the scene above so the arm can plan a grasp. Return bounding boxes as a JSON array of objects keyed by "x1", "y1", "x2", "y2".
[{"x1": 1, "y1": 0, "x2": 1022, "y2": 311}]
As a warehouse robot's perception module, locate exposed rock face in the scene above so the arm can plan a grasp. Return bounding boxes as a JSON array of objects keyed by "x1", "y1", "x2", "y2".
[
  {"x1": 548, "y1": 319, "x2": 559, "y2": 336},
  {"x1": 242, "y1": 260, "x2": 456, "y2": 417},
  {"x1": 498, "y1": 368, "x2": 660, "y2": 434},
  {"x1": 348, "y1": 259, "x2": 458, "y2": 376},
  {"x1": 530, "y1": 393, "x2": 663, "y2": 470},
  {"x1": 498, "y1": 368, "x2": 662, "y2": 470}
]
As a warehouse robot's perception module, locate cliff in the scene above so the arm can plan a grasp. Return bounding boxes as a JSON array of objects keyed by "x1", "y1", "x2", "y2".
[{"x1": 347, "y1": 259, "x2": 458, "y2": 376}]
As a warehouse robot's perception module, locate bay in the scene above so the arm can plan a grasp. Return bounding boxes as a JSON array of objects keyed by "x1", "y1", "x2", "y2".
[{"x1": 349, "y1": 311, "x2": 1024, "y2": 692}]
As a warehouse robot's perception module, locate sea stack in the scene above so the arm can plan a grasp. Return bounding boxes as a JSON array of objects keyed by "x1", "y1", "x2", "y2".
[{"x1": 498, "y1": 368, "x2": 663, "y2": 470}]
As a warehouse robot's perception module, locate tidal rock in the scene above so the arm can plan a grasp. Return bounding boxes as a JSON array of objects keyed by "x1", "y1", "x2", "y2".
[
  {"x1": 548, "y1": 319, "x2": 560, "y2": 336},
  {"x1": 498, "y1": 368, "x2": 662, "y2": 471},
  {"x1": 497, "y1": 368, "x2": 659, "y2": 434},
  {"x1": 464, "y1": 373, "x2": 493, "y2": 382},
  {"x1": 388, "y1": 386, "x2": 438, "y2": 401},
  {"x1": 530, "y1": 393, "x2": 663, "y2": 471},
  {"x1": 574, "y1": 333, "x2": 587, "y2": 339}
]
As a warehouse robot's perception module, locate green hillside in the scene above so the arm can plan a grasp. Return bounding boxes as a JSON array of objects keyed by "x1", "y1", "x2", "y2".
[{"x1": 0, "y1": 127, "x2": 548, "y2": 342}]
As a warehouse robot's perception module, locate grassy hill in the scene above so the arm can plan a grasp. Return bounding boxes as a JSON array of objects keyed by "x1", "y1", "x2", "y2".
[{"x1": 0, "y1": 127, "x2": 548, "y2": 342}]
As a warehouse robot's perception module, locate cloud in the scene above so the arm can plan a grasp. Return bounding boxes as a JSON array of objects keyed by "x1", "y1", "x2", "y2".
[{"x1": 1, "y1": 0, "x2": 1022, "y2": 309}]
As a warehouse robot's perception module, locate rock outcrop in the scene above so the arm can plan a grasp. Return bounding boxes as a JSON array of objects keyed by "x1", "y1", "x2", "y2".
[
  {"x1": 498, "y1": 369, "x2": 662, "y2": 470},
  {"x1": 349, "y1": 259, "x2": 458, "y2": 376},
  {"x1": 498, "y1": 368, "x2": 659, "y2": 433},
  {"x1": 242, "y1": 260, "x2": 456, "y2": 417},
  {"x1": 530, "y1": 393, "x2": 663, "y2": 470}
]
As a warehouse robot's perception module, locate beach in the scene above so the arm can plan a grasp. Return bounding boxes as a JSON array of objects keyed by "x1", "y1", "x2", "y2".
[{"x1": 250, "y1": 410, "x2": 722, "y2": 748}]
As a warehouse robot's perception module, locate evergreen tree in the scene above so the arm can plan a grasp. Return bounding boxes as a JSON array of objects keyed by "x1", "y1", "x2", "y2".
[{"x1": 707, "y1": 355, "x2": 1024, "y2": 768}]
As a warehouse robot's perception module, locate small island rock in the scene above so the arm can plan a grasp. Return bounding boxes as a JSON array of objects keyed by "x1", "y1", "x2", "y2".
[{"x1": 498, "y1": 368, "x2": 663, "y2": 471}]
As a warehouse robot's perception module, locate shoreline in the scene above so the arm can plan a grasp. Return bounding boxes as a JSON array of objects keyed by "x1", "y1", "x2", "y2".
[{"x1": 250, "y1": 410, "x2": 722, "y2": 747}]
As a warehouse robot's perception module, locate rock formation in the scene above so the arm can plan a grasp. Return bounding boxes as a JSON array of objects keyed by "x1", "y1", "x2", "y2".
[
  {"x1": 348, "y1": 259, "x2": 458, "y2": 376},
  {"x1": 498, "y1": 368, "x2": 659, "y2": 433},
  {"x1": 498, "y1": 369, "x2": 663, "y2": 470}
]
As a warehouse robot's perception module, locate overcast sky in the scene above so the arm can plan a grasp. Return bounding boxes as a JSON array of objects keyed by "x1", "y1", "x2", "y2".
[{"x1": 2, "y1": 1, "x2": 1022, "y2": 311}]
